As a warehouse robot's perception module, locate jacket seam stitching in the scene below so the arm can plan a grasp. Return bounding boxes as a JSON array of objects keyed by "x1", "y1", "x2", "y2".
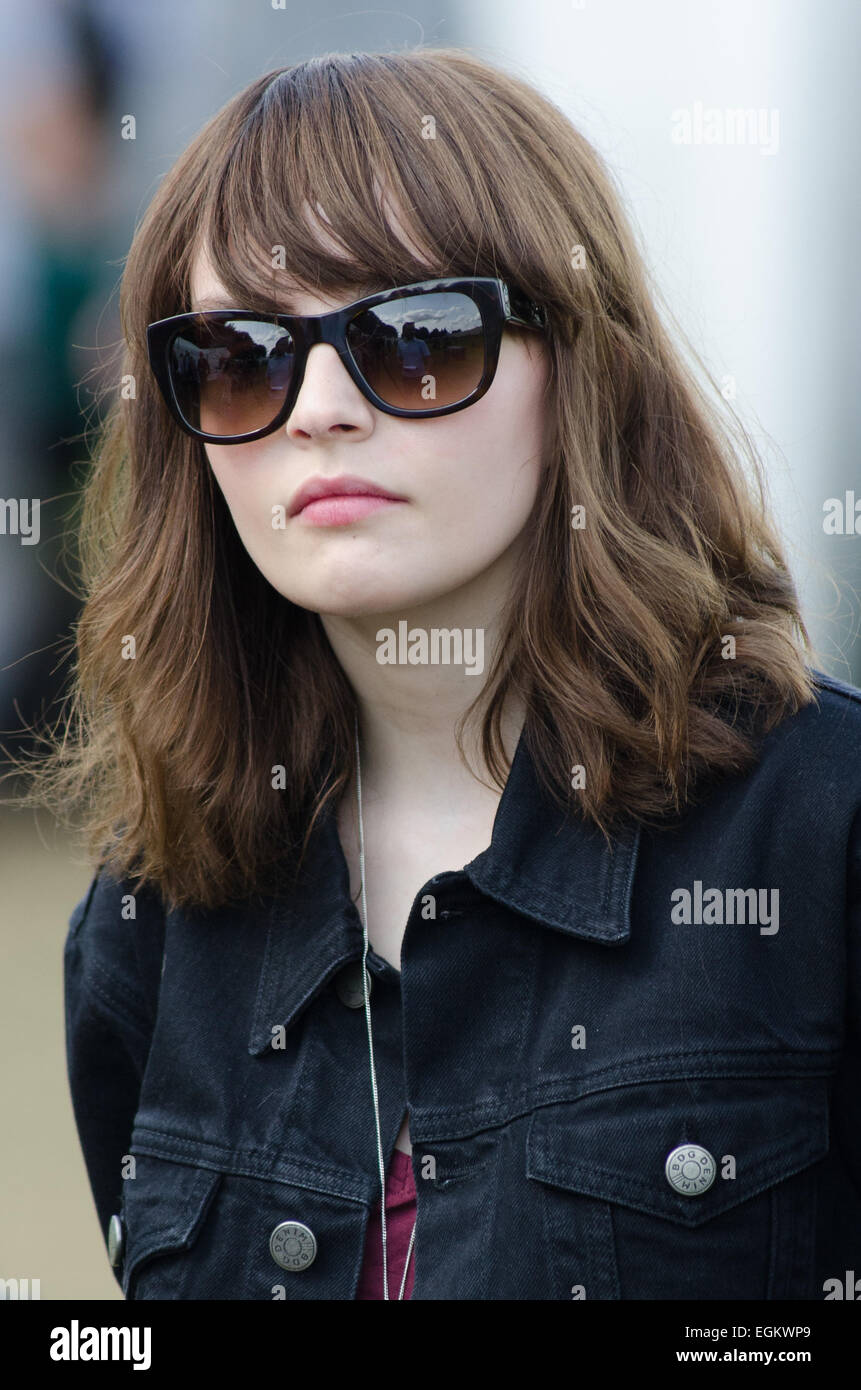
[{"x1": 82, "y1": 971, "x2": 153, "y2": 1042}]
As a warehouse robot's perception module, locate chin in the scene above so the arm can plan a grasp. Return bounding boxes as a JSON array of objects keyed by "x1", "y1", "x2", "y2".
[
  {"x1": 276, "y1": 562, "x2": 433, "y2": 618},
  {"x1": 313, "y1": 591, "x2": 415, "y2": 619},
  {"x1": 273, "y1": 579, "x2": 409, "y2": 618}
]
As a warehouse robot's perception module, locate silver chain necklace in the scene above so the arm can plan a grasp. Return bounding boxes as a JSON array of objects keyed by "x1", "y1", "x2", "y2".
[{"x1": 354, "y1": 713, "x2": 417, "y2": 1300}]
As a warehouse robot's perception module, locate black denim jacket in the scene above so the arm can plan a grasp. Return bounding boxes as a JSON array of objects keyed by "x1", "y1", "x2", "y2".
[{"x1": 63, "y1": 669, "x2": 861, "y2": 1299}]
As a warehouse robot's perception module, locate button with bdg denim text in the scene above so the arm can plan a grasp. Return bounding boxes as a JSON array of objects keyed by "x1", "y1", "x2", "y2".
[
  {"x1": 270, "y1": 1220, "x2": 317, "y2": 1272},
  {"x1": 665, "y1": 1144, "x2": 716, "y2": 1195},
  {"x1": 107, "y1": 1214, "x2": 125, "y2": 1266},
  {"x1": 334, "y1": 960, "x2": 371, "y2": 1008}
]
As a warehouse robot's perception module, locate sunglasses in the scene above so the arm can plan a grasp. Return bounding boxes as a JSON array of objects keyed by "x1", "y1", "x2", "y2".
[{"x1": 146, "y1": 277, "x2": 547, "y2": 444}]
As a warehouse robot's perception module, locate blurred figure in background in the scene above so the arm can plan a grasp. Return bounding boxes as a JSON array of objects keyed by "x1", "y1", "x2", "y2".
[{"x1": 0, "y1": 0, "x2": 125, "y2": 776}]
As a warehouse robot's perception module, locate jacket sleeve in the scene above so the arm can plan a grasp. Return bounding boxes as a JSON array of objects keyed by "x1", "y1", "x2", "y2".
[{"x1": 63, "y1": 868, "x2": 166, "y2": 1287}]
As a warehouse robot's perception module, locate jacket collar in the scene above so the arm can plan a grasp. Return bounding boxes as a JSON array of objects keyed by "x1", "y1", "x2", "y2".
[
  {"x1": 463, "y1": 724, "x2": 641, "y2": 944},
  {"x1": 247, "y1": 724, "x2": 641, "y2": 1055}
]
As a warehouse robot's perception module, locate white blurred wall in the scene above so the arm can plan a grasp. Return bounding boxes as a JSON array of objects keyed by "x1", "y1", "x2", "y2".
[{"x1": 454, "y1": 0, "x2": 861, "y2": 678}]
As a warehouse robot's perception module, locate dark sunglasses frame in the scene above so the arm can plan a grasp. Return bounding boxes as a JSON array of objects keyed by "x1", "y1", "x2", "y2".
[{"x1": 146, "y1": 276, "x2": 547, "y2": 444}]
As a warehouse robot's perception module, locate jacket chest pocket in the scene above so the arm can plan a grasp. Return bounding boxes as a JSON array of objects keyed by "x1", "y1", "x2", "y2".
[
  {"x1": 525, "y1": 1076, "x2": 830, "y2": 1300},
  {"x1": 120, "y1": 1146, "x2": 372, "y2": 1299}
]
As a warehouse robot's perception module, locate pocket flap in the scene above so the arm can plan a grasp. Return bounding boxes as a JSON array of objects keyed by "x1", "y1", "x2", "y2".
[
  {"x1": 122, "y1": 1155, "x2": 222, "y2": 1292},
  {"x1": 526, "y1": 1076, "x2": 829, "y2": 1227}
]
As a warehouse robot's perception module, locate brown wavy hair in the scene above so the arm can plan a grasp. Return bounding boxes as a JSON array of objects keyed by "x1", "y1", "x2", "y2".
[{"x1": 8, "y1": 46, "x2": 815, "y2": 911}]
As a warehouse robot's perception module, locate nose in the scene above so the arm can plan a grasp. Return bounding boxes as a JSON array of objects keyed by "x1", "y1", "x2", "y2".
[{"x1": 283, "y1": 342, "x2": 374, "y2": 443}]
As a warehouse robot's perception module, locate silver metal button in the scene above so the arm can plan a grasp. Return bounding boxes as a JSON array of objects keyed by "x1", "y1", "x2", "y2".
[
  {"x1": 334, "y1": 960, "x2": 371, "y2": 1008},
  {"x1": 270, "y1": 1220, "x2": 317, "y2": 1272},
  {"x1": 107, "y1": 1214, "x2": 124, "y2": 1266},
  {"x1": 665, "y1": 1144, "x2": 716, "y2": 1195}
]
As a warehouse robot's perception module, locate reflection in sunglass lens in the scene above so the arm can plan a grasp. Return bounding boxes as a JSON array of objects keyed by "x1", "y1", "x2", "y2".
[
  {"x1": 168, "y1": 318, "x2": 295, "y2": 438},
  {"x1": 345, "y1": 292, "x2": 485, "y2": 410}
]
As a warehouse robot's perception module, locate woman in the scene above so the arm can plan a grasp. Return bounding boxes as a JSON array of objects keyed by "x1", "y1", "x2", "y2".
[{"x1": 21, "y1": 48, "x2": 861, "y2": 1299}]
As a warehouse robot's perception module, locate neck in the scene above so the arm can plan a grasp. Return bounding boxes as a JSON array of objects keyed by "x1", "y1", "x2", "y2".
[{"x1": 319, "y1": 561, "x2": 525, "y2": 800}]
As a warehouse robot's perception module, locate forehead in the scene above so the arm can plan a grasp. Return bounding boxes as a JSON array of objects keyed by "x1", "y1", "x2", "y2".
[
  {"x1": 188, "y1": 245, "x2": 387, "y2": 314},
  {"x1": 187, "y1": 244, "x2": 305, "y2": 310},
  {"x1": 188, "y1": 192, "x2": 437, "y2": 312}
]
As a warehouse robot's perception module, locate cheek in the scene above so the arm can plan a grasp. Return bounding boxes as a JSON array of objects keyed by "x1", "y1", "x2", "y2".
[
  {"x1": 428, "y1": 348, "x2": 547, "y2": 536},
  {"x1": 205, "y1": 445, "x2": 276, "y2": 537}
]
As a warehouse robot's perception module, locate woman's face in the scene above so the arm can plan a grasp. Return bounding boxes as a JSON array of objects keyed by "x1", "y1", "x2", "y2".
[{"x1": 189, "y1": 248, "x2": 550, "y2": 619}]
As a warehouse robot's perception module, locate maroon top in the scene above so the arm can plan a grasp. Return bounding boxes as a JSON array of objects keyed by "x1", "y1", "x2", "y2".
[{"x1": 355, "y1": 1146, "x2": 416, "y2": 1299}]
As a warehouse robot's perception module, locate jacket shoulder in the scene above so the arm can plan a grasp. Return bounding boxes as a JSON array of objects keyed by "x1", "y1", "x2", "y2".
[
  {"x1": 776, "y1": 667, "x2": 861, "y2": 752},
  {"x1": 65, "y1": 866, "x2": 166, "y2": 1033},
  {"x1": 809, "y1": 667, "x2": 861, "y2": 711},
  {"x1": 800, "y1": 669, "x2": 861, "y2": 780},
  {"x1": 734, "y1": 668, "x2": 861, "y2": 830}
]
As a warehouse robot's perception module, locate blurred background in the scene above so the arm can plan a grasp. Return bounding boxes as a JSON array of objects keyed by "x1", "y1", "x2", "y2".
[{"x1": 1, "y1": 0, "x2": 859, "y2": 1299}]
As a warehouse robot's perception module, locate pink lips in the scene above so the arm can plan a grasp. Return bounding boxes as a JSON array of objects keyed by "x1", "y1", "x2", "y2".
[{"x1": 288, "y1": 474, "x2": 407, "y2": 527}]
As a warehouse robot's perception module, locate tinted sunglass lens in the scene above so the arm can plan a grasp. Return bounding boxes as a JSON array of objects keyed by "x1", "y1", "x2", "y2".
[
  {"x1": 168, "y1": 318, "x2": 295, "y2": 438},
  {"x1": 345, "y1": 292, "x2": 485, "y2": 411}
]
